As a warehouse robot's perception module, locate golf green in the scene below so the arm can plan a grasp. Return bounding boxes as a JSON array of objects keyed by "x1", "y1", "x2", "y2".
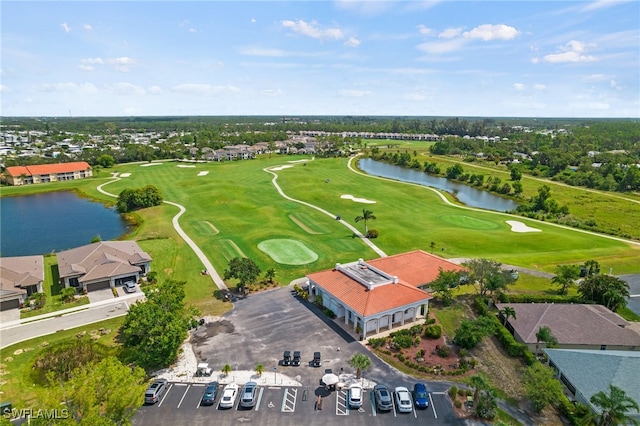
[
  {"x1": 257, "y1": 239, "x2": 319, "y2": 265},
  {"x1": 439, "y1": 215, "x2": 499, "y2": 230}
]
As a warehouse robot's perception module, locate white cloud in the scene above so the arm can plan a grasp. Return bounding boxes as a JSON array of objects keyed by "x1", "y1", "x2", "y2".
[
  {"x1": 81, "y1": 57, "x2": 104, "y2": 65},
  {"x1": 533, "y1": 84, "x2": 547, "y2": 90},
  {"x1": 61, "y1": 23, "x2": 71, "y2": 33},
  {"x1": 581, "y1": 0, "x2": 631, "y2": 12},
  {"x1": 344, "y1": 37, "x2": 360, "y2": 48},
  {"x1": 260, "y1": 89, "x2": 282, "y2": 96},
  {"x1": 107, "y1": 57, "x2": 136, "y2": 72},
  {"x1": 417, "y1": 38, "x2": 465, "y2": 54},
  {"x1": 439, "y1": 27, "x2": 462, "y2": 39},
  {"x1": 0, "y1": 84, "x2": 10, "y2": 93},
  {"x1": 171, "y1": 83, "x2": 240, "y2": 96},
  {"x1": 189, "y1": 28, "x2": 197, "y2": 33},
  {"x1": 106, "y1": 82, "x2": 146, "y2": 95},
  {"x1": 463, "y1": 24, "x2": 519, "y2": 41},
  {"x1": 148, "y1": 86, "x2": 163, "y2": 95},
  {"x1": 281, "y1": 19, "x2": 344, "y2": 41},
  {"x1": 583, "y1": 74, "x2": 608, "y2": 82},
  {"x1": 338, "y1": 89, "x2": 372, "y2": 97},
  {"x1": 543, "y1": 40, "x2": 597, "y2": 63},
  {"x1": 83, "y1": 24, "x2": 92, "y2": 31},
  {"x1": 417, "y1": 25, "x2": 434, "y2": 36},
  {"x1": 79, "y1": 64, "x2": 94, "y2": 71},
  {"x1": 513, "y1": 83, "x2": 525, "y2": 90},
  {"x1": 239, "y1": 47, "x2": 287, "y2": 57},
  {"x1": 251, "y1": 18, "x2": 256, "y2": 23},
  {"x1": 37, "y1": 82, "x2": 98, "y2": 93}
]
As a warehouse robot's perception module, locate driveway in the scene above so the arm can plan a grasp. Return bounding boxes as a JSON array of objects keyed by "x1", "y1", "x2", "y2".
[
  {"x1": 87, "y1": 288, "x2": 118, "y2": 304},
  {"x1": 621, "y1": 274, "x2": 640, "y2": 317},
  {"x1": 0, "y1": 307, "x2": 21, "y2": 324}
]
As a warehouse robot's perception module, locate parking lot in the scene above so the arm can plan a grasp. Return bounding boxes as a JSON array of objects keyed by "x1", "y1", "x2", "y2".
[
  {"x1": 134, "y1": 381, "x2": 456, "y2": 426},
  {"x1": 132, "y1": 287, "x2": 465, "y2": 425}
]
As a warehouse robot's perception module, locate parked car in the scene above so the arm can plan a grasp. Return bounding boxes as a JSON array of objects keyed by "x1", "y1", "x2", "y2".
[
  {"x1": 219, "y1": 383, "x2": 239, "y2": 409},
  {"x1": 413, "y1": 382, "x2": 430, "y2": 409},
  {"x1": 200, "y1": 382, "x2": 219, "y2": 406},
  {"x1": 394, "y1": 386, "x2": 413, "y2": 413},
  {"x1": 291, "y1": 351, "x2": 301, "y2": 366},
  {"x1": 312, "y1": 351, "x2": 321, "y2": 367},
  {"x1": 144, "y1": 379, "x2": 168, "y2": 404},
  {"x1": 348, "y1": 383, "x2": 363, "y2": 408},
  {"x1": 373, "y1": 384, "x2": 393, "y2": 411},
  {"x1": 123, "y1": 281, "x2": 137, "y2": 293},
  {"x1": 240, "y1": 382, "x2": 258, "y2": 408}
]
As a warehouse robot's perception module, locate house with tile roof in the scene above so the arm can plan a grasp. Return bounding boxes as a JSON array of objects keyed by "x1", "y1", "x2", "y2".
[
  {"x1": 0, "y1": 255, "x2": 44, "y2": 310},
  {"x1": 56, "y1": 241, "x2": 152, "y2": 293},
  {"x1": 4, "y1": 161, "x2": 92, "y2": 186},
  {"x1": 496, "y1": 303, "x2": 640, "y2": 352},
  {"x1": 543, "y1": 349, "x2": 640, "y2": 420},
  {"x1": 306, "y1": 250, "x2": 465, "y2": 340}
]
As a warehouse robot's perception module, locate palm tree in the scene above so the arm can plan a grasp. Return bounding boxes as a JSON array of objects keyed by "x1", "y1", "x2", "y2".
[
  {"x1": 535, "y1": 326, "x2": 558, "y2": 356},
  {"x1": 469, "y1": 373, "x2": 490, "y2": 406},
  {"x1": 499, "y1": 306, "x2": 516, "y2": 326},
  {"x1": 354, "y1": 209, "x2": 376, "y2": 236},
  {"x1": 222, "y1": 364, "x2": 232, "y2": 376},
  {"x1": 589, "y1": 385, "x2": 639, "y2": 426},
  {"x1": 551, "y1": 264, "x2": 579, "y2": 295},
  {"x1": 349, "y1": 353, "x2": 371, "y2": 379},
  {"x1": 255, "y1": 363, "x2": 264, "y2": 377}
]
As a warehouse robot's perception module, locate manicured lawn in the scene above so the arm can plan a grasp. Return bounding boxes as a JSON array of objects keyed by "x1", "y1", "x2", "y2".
[{"x1": 432, "y1": 304, "x2": 466, "y2": 336}]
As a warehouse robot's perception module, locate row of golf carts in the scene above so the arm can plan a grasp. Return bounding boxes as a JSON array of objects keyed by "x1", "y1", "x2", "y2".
[{"x1": 281, "y1": 351, "x2": 321, "y2": 367}]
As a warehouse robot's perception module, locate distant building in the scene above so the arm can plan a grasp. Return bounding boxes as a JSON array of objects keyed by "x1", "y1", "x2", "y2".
[
  {"x1": 4, "y1": 162, "x2": 92, "y2": 186},
  {"x1": 0, "y1": 255, "x2": 44, "y2": 311}
]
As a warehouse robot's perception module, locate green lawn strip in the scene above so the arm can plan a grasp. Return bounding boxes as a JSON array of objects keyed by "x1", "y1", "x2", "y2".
[
  {"x1": 0, "y1": 317, "x2": 125, "y2": 408},
  {"x1": 432, "y1": 305, "x2": 466, "y2": 336},
  {"x1": 617, "y1": 307, "x2": 640, "y2": 322},
  {"x1": 20, "y1": 256, "x2": 89, "y2": 319}
]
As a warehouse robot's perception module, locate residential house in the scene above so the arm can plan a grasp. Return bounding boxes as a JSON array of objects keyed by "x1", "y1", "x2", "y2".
[
  {"x1": 496, "y1": 303, "x2": 640, "y2": 352},
  {"x1": 56, "y1": 241, "x2": 152, "y2": 293},
  {"x1": 306, "y1": 250, "x2": 466, "y2": 339},
  {"x1": 5, "y1": 162, "x2": 93, "y2": 186},
  {"x1": 544, "y1": 348, "x2": 640, "y2": 421},
  {"x1": 0, "y1": 255, "x2": 44, "y2": 311}
]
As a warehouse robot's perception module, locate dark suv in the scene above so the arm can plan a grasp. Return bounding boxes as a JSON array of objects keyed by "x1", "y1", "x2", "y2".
[
  {"x1": 291, "y1": 351, "x2": 301, "y2": 366},
  {"x1": 144, "y1": 379, "x2": 168, "y2": 404}
]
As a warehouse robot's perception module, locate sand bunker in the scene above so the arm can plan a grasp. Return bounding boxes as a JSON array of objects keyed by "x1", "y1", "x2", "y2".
[
  {"x1": 288, "y1": 158, "x2": 313, "y2": 163},
  {"x1": 140, "y1": 163, "x2": 163, "y2": 167},
  {"x1": 506, "y1": 220, "x2": 542, "y2": 233},
  {"x1": 120, "y1": 173, "x2": 131, "y2": 177},
  {"x1": 197, "y1": 171, "x2": 209, "y2": 176},
  {"x1": 178, "y1": 165, "x2": 196, "y2": 168},
  {"x1": 341, "y1": 194, "x2": 376, "y2": 204},
  {"x1": 270, "y1": 165, "x2": 294, "y2": 171}
]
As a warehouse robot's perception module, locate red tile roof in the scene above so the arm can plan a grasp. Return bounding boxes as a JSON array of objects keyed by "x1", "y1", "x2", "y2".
[
  {"x1": 367, "y1": 250, "x2": 466, "y2": 287},
  {"x1": 306, "y1": 250, "x2": 464, "y2": 317},
  {"x1": 6, "y1": 162, "x2": 92, "y2": 177}
]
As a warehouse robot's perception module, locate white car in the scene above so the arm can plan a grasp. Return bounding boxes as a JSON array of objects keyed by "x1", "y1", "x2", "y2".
[
  {"x1": 123, "y1": 281, "x2": 137, "y2": 293},
  {"x1": 348, "y1": 383, "x2": 363, "y2": 408},
  {"x1": 394, "y1": 386, "x2": 413, "y2": 413},
  {"x1": 219, "y1": 383, "x2": 239, "y2": 409}
]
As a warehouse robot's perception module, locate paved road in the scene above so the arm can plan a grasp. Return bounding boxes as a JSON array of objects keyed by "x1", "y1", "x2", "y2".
[
  {"x1": 621, "y1": 274, "x2": 640, "y2": 317},
  {"x1": 0, "y1": 296, "x2": 141, "y2": 348}
]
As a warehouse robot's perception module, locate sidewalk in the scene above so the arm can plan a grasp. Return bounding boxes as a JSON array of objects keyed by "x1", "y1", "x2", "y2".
[{"x1": 0, "y1": 292, "x2": 143, "y2": 331}]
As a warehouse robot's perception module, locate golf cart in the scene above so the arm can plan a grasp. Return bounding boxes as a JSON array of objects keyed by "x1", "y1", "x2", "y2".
[
  {"x1": 282, "y1": 351, "x2": 291, "y2": 366},
  {"x1": 195, "y1": 363, "x2": 213, "y2": 377},
  {"x1": 291, "y1": 351, "x2": 301, "y2": 366}
]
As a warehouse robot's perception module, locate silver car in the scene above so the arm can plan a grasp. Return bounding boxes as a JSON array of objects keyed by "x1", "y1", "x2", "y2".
[
  {"x1": 239, "y1": 382, "x2": 258, "y2": 408},
  {"x1": 394, "y1": 386, "x2": 413, "y2": 413}
]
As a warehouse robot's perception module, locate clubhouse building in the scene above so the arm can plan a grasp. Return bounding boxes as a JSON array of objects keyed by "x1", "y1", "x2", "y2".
[
  {"x1": 4, "y1": 161, "x2": 93, "y2": 186},
  {"x1": 306, "y1": 250, "x2": 465, "y2": 339}
]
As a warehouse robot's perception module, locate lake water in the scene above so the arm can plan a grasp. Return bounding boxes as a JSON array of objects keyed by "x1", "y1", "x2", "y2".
[
  {"x1": 1, "y1": 191, "x2": 129, "y2": 257},
  {"x1": 358, "y1": 158, "x2": 519, "y2": 212}
]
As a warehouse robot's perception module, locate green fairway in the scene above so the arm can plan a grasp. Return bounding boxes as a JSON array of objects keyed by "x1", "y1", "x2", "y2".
[
  {"x1": 257, "y1": 239, "x2": 319, "y2": 265},
  {"x1": 4, "y1": 155, "x2": 639, "y2": 313}
]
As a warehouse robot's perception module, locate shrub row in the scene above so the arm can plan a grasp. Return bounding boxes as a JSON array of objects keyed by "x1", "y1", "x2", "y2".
[
  {"x1": 473, "y1": 297, "x2": 489, "y2": 316},
  {"x1": 424, "y1": 324, "x2": 442, "y2": 339},
  {"x1": 497, "y1": 293, "x2": 583, "y2": 304}
]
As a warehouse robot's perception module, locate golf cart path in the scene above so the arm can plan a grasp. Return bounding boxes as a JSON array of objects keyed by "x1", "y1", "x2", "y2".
[
  {"x1": 96, "y1": 177, "x2": 227, "y2": 290},
  {"x1": 263, "y1": 164, "x2": 387, "y2": 258},
  {"x1": 347, "y1": 155, "x2": 640, "y2": 248}
]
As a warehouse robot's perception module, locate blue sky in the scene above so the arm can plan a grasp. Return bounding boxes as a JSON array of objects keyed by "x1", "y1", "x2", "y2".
[{"x1": 1, "y1": 1, "x2": 638, "y2": 117}]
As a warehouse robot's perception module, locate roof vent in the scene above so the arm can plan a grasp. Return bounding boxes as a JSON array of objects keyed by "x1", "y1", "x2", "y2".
[{"x1": 393, "y1": 276, "x2": 398, "y2": 284}]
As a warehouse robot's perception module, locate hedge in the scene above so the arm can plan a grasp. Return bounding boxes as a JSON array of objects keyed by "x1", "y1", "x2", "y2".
[
  {"x1": 424, "y1": 324, "x2": 442, "y2": 339},
  {"x1": 501, "y1": 294, "x2": 583, "y2": 304},
  {"x1": 473, "y1": 297, "x2": 489, "y2": 316}
]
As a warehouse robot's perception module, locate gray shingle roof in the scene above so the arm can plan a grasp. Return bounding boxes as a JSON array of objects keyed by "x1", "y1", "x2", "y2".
[{"x1": 544, "y1": 349, "x2": 640, "y2": 415}]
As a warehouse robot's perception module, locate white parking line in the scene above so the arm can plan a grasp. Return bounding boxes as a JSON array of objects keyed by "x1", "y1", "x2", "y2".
[
  {"x1": 255, "y1": 387, "x2": 264, "y2": 411},
  {"x1": 177, "y1": 384, "x2": 191, "y2": 408},
  {"x1": 157, "y1": 383, "x2": 173, "y2": 407},
  {"x1": 336, "y1": 390, "x2": 348, "y2": 415},
  {"x1": 281, "y1": 388, "x2": 297, "y2": 412},
  {"x1": 429, "y1": 392, "x2": 438, "y2": 419}
]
